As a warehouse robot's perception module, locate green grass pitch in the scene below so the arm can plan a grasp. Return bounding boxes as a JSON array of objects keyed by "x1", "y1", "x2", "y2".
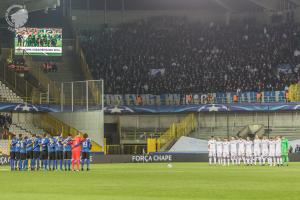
[{"x1": 1, "y1": 162, "x2": 300, "y2": 200}]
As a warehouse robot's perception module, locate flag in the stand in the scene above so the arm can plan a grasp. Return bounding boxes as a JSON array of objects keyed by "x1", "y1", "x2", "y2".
[
  {"x1": 294, "y1": 50, "x2": 300, "y2": 57},
  {"x1": 149, "y1": 68, "x2": 165, "y2": 76},
  {"x1": 277, "y1": 64, "x2": 292, "y2": 74}
]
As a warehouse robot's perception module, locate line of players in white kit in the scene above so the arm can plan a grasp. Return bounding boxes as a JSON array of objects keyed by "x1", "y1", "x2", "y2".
[{"x1": 208, "y1": 135, "x2": 286, "y2": 166}]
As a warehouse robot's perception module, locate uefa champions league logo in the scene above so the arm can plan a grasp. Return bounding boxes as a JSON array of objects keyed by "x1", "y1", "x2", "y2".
[
  {"x1": 14, "y1": 103, "x2": 39, "y2": 112},
  {"x1": 5, "y1": 5, "x2": 28, "y2": 32}
]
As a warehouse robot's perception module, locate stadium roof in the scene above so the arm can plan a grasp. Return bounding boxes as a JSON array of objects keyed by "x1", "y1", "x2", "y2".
[
  {"x1": 0, "y1": 0, "x2": 300, "y2": 18},
  {"x1": 69, "y1": 0, "x2": 300, "y2": 12},
  {"x1": 213, "y1": 0, "x2": 300, "y2": 12},
  {"x1": 0, "y1": 0, "x2": 58, "y2": 18}
]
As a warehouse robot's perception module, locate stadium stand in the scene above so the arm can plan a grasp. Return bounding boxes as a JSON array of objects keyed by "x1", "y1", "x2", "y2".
[
  {"x1": 8, "y1": 124, "x2": 31, "y2": 137},
  {"x1": 79, "y1": 16, "x2": 300, "y2": 95},
  {"x1": 0, "y1": 81, "x2": 24, "y2": 103},
  {"x1": 0, "y1": 116, "x2": 44, "y2": 153},
  {"x1": 121, "y1": 127, "x2": 165, "y2": 142},
  {"x1": 34, "y1": 55, "x2": 84, "y2": 82},
  {"x1": 42, "y1": 62, "x2": 58, "y2": 73},
  {"x1": 0, "y1": 139, "x2": 9, "y2": 155},
  {"x1": 0, "y1": 113, "x2": 12, "y2": 127},
  {"x1": 11, "y1": 122, "x2": 44, "y2": 135},
  {"x1": 189, "y1": 126, "x2": 300, "y2": 141}
]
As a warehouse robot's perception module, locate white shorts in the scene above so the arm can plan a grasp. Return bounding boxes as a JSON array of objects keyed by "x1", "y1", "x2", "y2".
[
  {"x1": 238, "y1": 151, "x2": 245, "y2": 157},
  {"x1": 223, "y1": 151, "x2": 230, "y2": 158},
  {"x1": 262, "y1": 149, "x2": 269, "y2": 157},
  {"x1": 246, "y1": 150, "x2": 253, "y2": 157},
  {"x1": 275, "y1": 151, "x2": 281, "y2": 157},
  {"x1": 269, "y1": 151, "x2": 275, "y2": 157},
  {"x1": 209, "y1": 151, "x2": 216, "y2": 157},
  {"x1": 254, "y1": 149, "x2": 261, "y2": 157},
  {"x1": 230, "y1": 151, "x2": 237, "y2": 157},
  {"x1": 217, "y1": 151, "x2": 223, "y2": 158}
]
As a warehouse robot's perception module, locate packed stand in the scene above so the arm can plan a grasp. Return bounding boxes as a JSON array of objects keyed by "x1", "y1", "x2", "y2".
[{"x1": 79, "y1": 17, "x2": 300, "y2": 95}]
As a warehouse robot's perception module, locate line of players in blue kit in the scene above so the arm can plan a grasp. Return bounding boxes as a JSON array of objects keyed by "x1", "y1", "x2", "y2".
[{"x1": 9, "y1": 133, "x2": 92, "y2": 171}]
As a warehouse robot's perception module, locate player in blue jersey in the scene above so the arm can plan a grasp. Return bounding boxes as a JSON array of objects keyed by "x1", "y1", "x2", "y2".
[
  {"x1": 48, "y1": 136, "x2": 56, "y2": 171},
  {"x1": 9, "y1": 135, "x2": 17, "y2": 170},
  {"x1": 26, "y1": 136, "x2": 34, "y2": 170},
  {"x1": 55, "y1": 135, "x2": 64, "y2": 170},
  {"x1": 15, "y1": 134, "x2": 22, "y2": 170},
  {"x1": 19, "y1": 136, "x2": 27, "y2": 171},
  {"x1": 81, "y1": 133, "x2": 92, "y2": 171},
  {"x1": 40, "y1": 133, "x2": 49, "y2": 170},
  {"x1": 63, "y1": 134, "x2": 72, "y2": 171},
  {"x1": 32, "y1": 134, "x2": 41, "y2": 170}
]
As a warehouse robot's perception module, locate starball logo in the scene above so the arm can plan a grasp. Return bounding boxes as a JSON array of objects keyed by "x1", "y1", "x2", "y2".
[{"x1": 5, "y1": 4, "x2": 28, "y2": 32}]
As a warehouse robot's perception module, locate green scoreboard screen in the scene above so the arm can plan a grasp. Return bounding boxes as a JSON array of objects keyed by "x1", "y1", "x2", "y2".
[{"x1": 15, "y1": 27, "x2": 62, "y2": 56}]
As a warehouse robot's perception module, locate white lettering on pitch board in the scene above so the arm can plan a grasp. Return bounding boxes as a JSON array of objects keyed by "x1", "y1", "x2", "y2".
[
  {"x1": 131, "y1": 155, "x2": 172, "y2": 163},
  {"x1": 0, "y1": 156, "x2": 10, "y2": 165}
]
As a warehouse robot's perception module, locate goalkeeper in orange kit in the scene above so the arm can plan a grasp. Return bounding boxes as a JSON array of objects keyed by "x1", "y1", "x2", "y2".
[{"x1": 71, "y1": 133, "x2": 83, "y2": 171}]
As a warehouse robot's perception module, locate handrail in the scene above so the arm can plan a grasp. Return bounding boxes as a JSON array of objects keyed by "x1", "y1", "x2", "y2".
[
  {"x1": 22, "y1": 50, "x2": 61, "y2": 104},
  {"x1": 105, "y1": 144, "x2": 147, "y2": 155},
  {"x1": 75, "y1": 36, "x2": 103, "y2": 108},
  {"x1": 157, "y1": 113, "x2": 196, "y2": 151},
  {"x1": 34, "y1": 113, "x2": 102, "y2": 152},
  {"x1": 289, "y1": 82, "x2": 300, "y2": 102},
  {"x1": 0, "y1": 48, "x2": 41, "y2": 103}
]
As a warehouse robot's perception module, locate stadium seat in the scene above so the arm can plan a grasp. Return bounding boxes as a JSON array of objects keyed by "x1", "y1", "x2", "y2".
[
  {"x1": 78, "y1": 17, "x2": 300, "y2": 95},
  {"x1": 0, "y1": 81, "x2": 24, "y2": 103}
]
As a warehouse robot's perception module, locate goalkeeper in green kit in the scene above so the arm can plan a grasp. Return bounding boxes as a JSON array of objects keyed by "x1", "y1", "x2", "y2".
[{"x1": 281, "y1": 136, "x2": 289, "y2": 166}]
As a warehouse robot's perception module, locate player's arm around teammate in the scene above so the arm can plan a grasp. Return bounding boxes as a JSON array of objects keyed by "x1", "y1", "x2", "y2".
[{"x1": 81, "y1": 133, "x2": 92, "y2": 171}]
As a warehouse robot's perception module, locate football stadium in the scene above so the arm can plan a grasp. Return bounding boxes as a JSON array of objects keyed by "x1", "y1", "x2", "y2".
[{"x1": 1, "y1": 0, "x2": 300, "y2": 199}]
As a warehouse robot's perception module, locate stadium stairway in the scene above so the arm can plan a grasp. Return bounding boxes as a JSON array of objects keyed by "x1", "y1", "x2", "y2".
[
  {"x1": 26, "y1": 57, "x2": 84, "y2": 86},
  {"x1": 23, "y1": 49, "x2": 85, "y2": 103},
  {"x1": 42, "y1": 50, "x2": 85, "y2": 83},
  {"x1": 0, "y1": 80, "x2": 24, "y2": 103}
]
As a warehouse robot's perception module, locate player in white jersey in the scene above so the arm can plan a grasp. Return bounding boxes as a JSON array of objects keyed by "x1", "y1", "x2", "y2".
[
  {"x1": 261, "y1": 136, "x2": 269, "y2": 165},
  {"x1": 216, "y1": 138, "x2": 223, "y2": 165},
  {"x1": 230, "y1": 137, "x2": 238, "y2": 165},
  {"x1": 275, "y1": 136, "x2": 283, "y2": 166},
  {"x1": 222, "y1": 138, "x2": 230, "y2": 166},
  {"x1": 237, "y1": 137, "x2": 246, "y2": 165},
  {"x1": 245, "y1": 137, "x2": 253, "y2": 165},
  {"x1": 253, "y1": 135, "x2": 262, "y2": 165},
  {"x1": 268, "y1": 138, "x2": 276, "y2": 166},
  {"x1": 208, "y1": 136, "x2": 217, "y2": 165}
]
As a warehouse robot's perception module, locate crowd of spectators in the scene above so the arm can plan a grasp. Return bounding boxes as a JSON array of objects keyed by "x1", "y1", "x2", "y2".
[
  {"x1": 79, "y1": 16, "x2": 300, "y2": 94},
  {"x1": 0, "y1": 113, "x2": 12, "y2": 139},
  {"x1": 0, "y1": 113, "x2": 11, "y2": 127},
  {"x1": 42, "y1": 61, "x2": 58, "y2": 73},
  {"x1": 7, "y1": 57, "x2": 31, "y2": 73}
]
